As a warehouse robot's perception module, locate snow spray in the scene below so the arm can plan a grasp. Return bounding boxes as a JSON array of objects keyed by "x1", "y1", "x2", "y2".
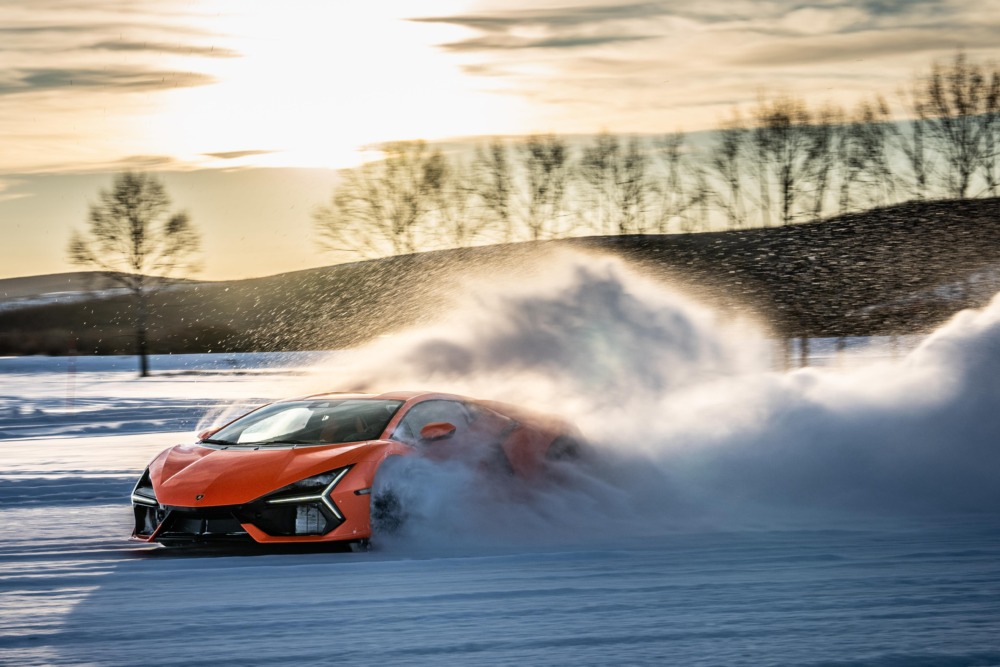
[{"x1": 298, "y1": 251, "x2": 1000, "y2": 546}]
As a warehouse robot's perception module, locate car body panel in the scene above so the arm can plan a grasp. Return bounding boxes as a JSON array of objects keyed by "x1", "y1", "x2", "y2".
[
  {"x1": 132, "y1": 391, "x2": 579, "y2": 546},
  {"x1": 151, "y1": 441, "x2": 381, "y2": 508}
]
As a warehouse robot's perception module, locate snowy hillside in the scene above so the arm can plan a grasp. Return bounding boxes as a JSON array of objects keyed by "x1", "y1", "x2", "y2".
[{"x1": 6, "y1": 199, "x2": 1000, "y2": 359}]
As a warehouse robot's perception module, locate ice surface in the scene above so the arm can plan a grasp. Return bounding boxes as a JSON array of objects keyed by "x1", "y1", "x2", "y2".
[{"x1": 1, "y1": 255, "x2": 999, "y2": 665}]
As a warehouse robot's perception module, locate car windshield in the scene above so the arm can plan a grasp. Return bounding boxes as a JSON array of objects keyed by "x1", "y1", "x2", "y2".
[{"x1": 206, "y1": 399, "x2": 404, "y2": 446}]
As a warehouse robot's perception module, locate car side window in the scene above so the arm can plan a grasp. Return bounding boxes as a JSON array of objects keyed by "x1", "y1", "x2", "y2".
[
  {"x1": 392, "y1": 400, "x2": 470, "y2": 445},
  {"x1": 464, "y1": 403, "x2": 515, "y2": 441}
]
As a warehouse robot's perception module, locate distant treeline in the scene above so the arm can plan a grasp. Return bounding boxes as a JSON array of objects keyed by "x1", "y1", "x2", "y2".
[
  {"x1": 315, "y1": 52, "x2": 1000, "y2": 257},
  {"x1": 4, "y1": 198, "x2": 1000, "y2": 361},
  {"x1": 5, "y1": 54, "x2": 1000, "y2": 364}
]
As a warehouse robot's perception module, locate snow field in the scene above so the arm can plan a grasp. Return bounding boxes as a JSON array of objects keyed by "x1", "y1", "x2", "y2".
[{"x1": 2, "y1": 254, "x2": 1000, "y2": 665}]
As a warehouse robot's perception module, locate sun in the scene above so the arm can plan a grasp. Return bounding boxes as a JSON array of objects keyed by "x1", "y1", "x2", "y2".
[{"x1": 154, "y1": 0, "x2": 526, "y2": 170}]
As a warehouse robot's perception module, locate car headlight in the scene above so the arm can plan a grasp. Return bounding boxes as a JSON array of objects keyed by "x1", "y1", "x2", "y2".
[{"x1": 263, "y1": 466, "x2": 351, "y2": 521}]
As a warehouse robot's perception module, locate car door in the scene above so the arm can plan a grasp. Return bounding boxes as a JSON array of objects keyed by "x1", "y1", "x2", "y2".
[{"x1": 391, "y1": 399, "x2": 515, "y2": 469}]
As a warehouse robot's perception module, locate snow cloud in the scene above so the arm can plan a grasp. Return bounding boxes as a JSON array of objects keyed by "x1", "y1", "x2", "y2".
[{"x1": 318, "y1": 251, "x2": 1000, "y2": 547}]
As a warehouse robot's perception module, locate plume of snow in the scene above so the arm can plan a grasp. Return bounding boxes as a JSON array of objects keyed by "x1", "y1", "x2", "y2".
[{"x1": 300, "y1": 252, "x2": 1000, "y2": 547}]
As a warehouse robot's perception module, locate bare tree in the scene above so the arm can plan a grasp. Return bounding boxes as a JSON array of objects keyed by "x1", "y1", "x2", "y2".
[
  {"x1": 518, "y1": 134, "x2": 572, "y2": 240},
  {"x1": 67, "y1": 171, "x2": 200, "y2": 377},
  {"x1": 471, "y1": 138, "x2": 515, "y2": 242},
  {"x1": 577, "y1": 132, "x2": 619, "y2": 235},
  {"x1": 705, "y1": 111, "x2": 752, "y2": 229},
  {"x1": 429, "y1": 157, "x2": 490, "y2": 248},
  {"x1": 653, "y1": 133, "x2": 707, "y2": 232},
  {"x1": 314, "y1": 141, "x2": 447, "y2": 257},
  {"x1": 913, "y1": 51, "x2": 1000, "y2": 198},
  {"x1": 577, "y1": 132, "x2": 653, "y2": 234},
  {"x1": 894, "y1": 85, "x2": 934, "y2": 201},
  {"x1": 750, "y1": 95, "x2": 819, "y2": 226},
  {"x1": 983, "y1": 108, "x2": 1000, "y2": 196},
  {"x1": 806, "y1": 102, "x2": 845, "y2": 219},
  {"x1": 839, "y1": 97, "x2": 896, "y2": 212}
]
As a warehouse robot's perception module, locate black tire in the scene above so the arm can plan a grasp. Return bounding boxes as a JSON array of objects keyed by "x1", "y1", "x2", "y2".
[
  {"x1": 370, "y1": 489, "x2": 407, "y2": 536},
  {"x1": 546, "y1": 436, "x2": 583, "y2": 461},
  {"x1": 348, "y1": 538, "x2": 371, "y2": 553}
]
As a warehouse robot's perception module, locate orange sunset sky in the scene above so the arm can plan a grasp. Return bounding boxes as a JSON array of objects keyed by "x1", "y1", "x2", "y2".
[{"x1": 1, "y1": 0, "x2": 998, "y2": 280}]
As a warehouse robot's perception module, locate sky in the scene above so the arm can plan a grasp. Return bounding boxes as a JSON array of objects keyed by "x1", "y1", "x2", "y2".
[{"x1": 1, "y1": 0, "x2": 998, "y2": 281}]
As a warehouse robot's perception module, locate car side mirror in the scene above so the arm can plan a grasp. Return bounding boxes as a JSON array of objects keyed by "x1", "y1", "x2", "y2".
[
  {"x1": 420, "y1": 422, "x2": 457, "y2": 442},
  {"x1": 197, "y1": 427, "x2": 220, "y2": 441}
]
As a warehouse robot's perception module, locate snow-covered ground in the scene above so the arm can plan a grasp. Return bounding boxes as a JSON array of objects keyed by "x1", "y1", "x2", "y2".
[{"x1": 2, "y1": 256, "x2": 1000, "y2": 666}]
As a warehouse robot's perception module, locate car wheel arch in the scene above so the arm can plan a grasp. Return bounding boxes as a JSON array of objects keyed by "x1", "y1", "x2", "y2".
[{"x1": 369, "y1": 454, "x2": 409, "y2": 538}]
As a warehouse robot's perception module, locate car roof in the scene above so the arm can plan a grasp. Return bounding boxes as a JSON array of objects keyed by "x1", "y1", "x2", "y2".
[
  {"x1": 300, "y1": 390, "x2": 464, "y2": 403},
  {"x1": 278, "y1": 391, "x2": 570, "y2": 432}
]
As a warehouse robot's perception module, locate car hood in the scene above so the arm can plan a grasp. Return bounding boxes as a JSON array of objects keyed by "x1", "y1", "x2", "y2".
[{"x1": 149, "y1": 441, "x2": 383, "y2": 507}]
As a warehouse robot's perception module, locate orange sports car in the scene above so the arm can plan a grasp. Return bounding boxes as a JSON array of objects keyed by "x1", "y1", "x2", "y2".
[{"x1": 131, "y1": 391, "x2": 583, "y2": 547}]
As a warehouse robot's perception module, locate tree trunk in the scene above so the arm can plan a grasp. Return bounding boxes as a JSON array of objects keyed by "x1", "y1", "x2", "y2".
[
  {"x1": 781, "y1": 336, "x2": 792, "y2": 371},
  {"x1": 136, "y1": 290, "x2": 150, "y2": 378},
  {"x1": 835, "y1": 336, "x2": 847, "y2": 366}
]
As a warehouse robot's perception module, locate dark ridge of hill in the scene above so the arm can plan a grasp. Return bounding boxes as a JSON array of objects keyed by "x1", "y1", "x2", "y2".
[
  {"x1": 0, "y1": 272, "x2": 124, "y2": 300},
  {"x1": 571, "y1": 197, "x2": 1000, "y2": 337},
  {"x1": 0, "y1": 272, "x2": 197, "y2": 300},
  {"x1": 1, "y1": 197, "x2": 998, "y2": 356}
]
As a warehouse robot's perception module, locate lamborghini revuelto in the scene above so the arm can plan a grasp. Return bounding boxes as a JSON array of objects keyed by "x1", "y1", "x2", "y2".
[{"x1": 131, "y1": 391, "x2": 583, "y2": 547}]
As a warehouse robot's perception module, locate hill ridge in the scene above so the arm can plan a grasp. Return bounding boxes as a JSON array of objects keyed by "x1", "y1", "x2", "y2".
[{"x1": 2, "y1": 197, "x2": 998, "y2": 356}]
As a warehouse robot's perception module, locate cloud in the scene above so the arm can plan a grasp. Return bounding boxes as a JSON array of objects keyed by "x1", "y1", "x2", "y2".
[
  {"x1": 441, "y1": 33, "x2": 655, "y2": 52},
  {"x1": 0, "y1": 153, "x2": 183, "y2": 178},
  {"x1": 0, "y1": 177, "x2": 32, "y2": 204},
  {"x1": 657, "y1": 0, "x2": 963, "y2": 29},
  {"x1": 203, "y1": 150, "x2": 277, "y2": 160},
  {"x1": 0, "y1": 67, "x2": 215, "y2": 96},
  {"x1": 414, "y1": 2, "x2": 671, "y2": 53},
  {"x1": 90, "y1": 40, "x2": 239, "y2": 58},
  {"x1": 110, "y1": 155, "x2": 181, "y2": 170},
  {"x1": 735, "y1": 26, "x2": 1000, "y2": 67},
  {"x1": 414, "y1": 2, "x2": 672, "y2": 31},
  {"x1": 0, "y1": 23, "x2": 134, "y2": 36},
  {"x1": 408, "y1": 0, "x2": 1000, "y2": 134},
  {"x1": 423, "y1": 0, "x2": 989, "y2": 55},
  {"x1": 0, "y1": 19, "x2": 219, "y2": 40}
]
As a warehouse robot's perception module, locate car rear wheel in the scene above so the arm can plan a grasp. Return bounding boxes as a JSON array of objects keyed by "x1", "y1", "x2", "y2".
[
  {"x1": 369, "y1": 456, "x2": 409, "y2": 540},
  {"x1": 349, "y1": 538, "x2": 371, "y2": 552},
  {"x1": 370, "y1": 489, "x2": 406, "y2": 535},
  {"x1": 546, "y1": 436, "x2": 583, "y2": 461}
]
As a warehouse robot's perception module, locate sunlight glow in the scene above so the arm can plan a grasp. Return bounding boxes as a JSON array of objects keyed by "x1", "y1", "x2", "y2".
[{"x1": 157, "y1": 0, "x2": 527, "y2": 170}]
